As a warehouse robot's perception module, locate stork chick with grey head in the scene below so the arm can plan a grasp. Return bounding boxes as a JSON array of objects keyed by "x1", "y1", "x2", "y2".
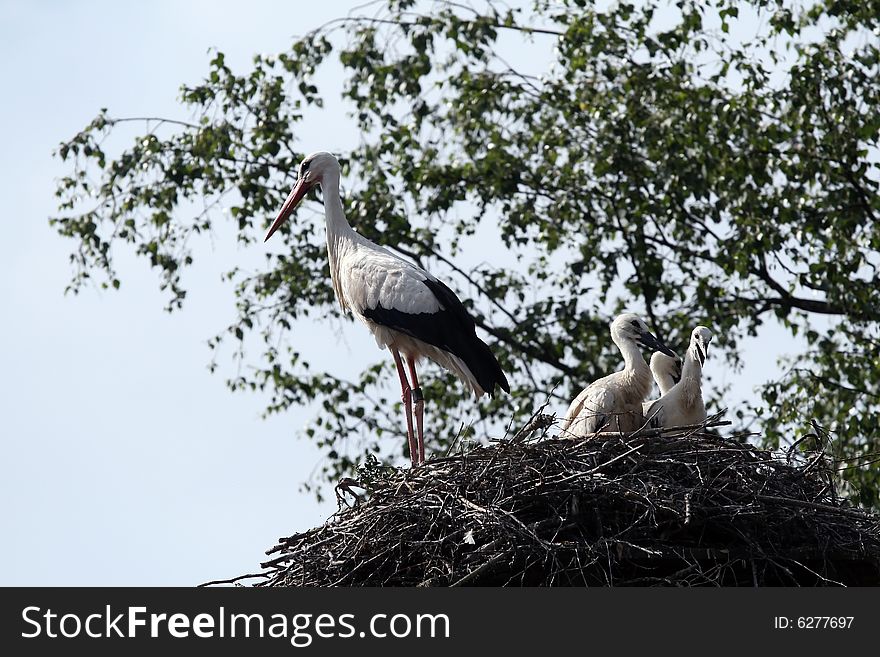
[
  {"x1": 561, "y1": 313, "x2": 676, "y2": 437},
  {"x1": 264, "y1": 152, "x2": 510, "y2": 467},
  {"x1": 644, "y1": 326, "x2": 713, "y2": 428},
  {"x1": 643, "y1": 351, "x2": 682, "y2": 415}
]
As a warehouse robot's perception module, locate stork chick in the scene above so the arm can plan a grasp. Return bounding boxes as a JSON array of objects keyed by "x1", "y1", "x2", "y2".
[
  {"x1": 561, "y1": 314, "x2": 676, "y2": 437},
  {"x1": 642, "y1": 351, "x2": 682, "y2": 415},
  {"x1": 644, "y1": 326, "x2": 713, "y2": 428}
]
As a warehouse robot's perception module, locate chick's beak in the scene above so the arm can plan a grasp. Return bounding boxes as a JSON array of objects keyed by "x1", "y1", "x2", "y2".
[{"x1": 639, "y1": 331, "x2": 677, "y2": 358}]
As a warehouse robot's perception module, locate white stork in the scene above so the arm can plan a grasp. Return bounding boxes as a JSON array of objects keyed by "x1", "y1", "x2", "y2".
[
  {"x1": 560, "y1": 313, "x2": 676, "y2": 437},
  {"x1": 264, "y1": 151, "x2": 510, "y2": 466},
  {"x1": 642, "y1": 351, "x2": 681, "y2": 415},
  {"x1": 644, "y1": 326, "x2": 713, "y2": 428},
  {"x1": 650, "y1": 351, "x2": 682, "y2": 396}
]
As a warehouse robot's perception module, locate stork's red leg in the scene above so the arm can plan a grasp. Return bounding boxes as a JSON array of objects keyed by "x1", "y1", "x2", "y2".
[
  {"x1": 406, "y1": 358, "x2": 425, "y2": 465},
  {"x1": 391, "y1": 348, "x2": 418, "y2": 466}
]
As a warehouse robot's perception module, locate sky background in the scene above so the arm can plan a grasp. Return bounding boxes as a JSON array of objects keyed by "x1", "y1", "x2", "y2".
[{"x1": 1, "y1": 0, "x2": 791, "y2": 585}]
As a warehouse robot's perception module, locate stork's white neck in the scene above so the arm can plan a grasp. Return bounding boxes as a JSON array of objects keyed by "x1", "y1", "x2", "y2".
[
  {"x1": 318, "y1": 170, "x2": 358, "y2": 310},
  {"x1": 613, "y1": 335, "x2": 652, "y2": 402},
  {"x1": 681, "y1": 343, "x2": 704, "y2": 383},
  {"x1": 675, "y1": 343, "x2": 705, "y2": 408},
  {"x1": 319, "y1": 170, "x2": 357, "y2": 241},
  {"x1": 654, "y1": 368, "x2": 676, "y2": 396},
  {"x1": 617, "y1": 338, "x2": 649, "y2": 375}
]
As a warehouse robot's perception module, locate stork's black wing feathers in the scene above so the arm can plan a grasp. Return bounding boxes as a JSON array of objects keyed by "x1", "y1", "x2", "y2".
[{"x1": 362, "y1": 278, "x2": 510, "y2": 397}]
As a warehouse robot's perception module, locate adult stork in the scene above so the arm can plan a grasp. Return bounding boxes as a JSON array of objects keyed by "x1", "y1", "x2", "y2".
[
  {"x1": 644, "y1": 326, "x2": 713, "y2": 428},
  {"x1": 560, "y1": 313, "x2": 676, "y2": 437},
  {"x1": 642, "y1": 351, "x2": 681, "y2": 414},
  {"x1": 264, "y1": 151, "x2": 510, "y2": 466}
]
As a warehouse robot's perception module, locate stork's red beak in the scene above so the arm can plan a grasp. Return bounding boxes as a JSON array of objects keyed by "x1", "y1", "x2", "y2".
[{"x1": 264, "y1": 178, "x2": 310, "y2": 242}]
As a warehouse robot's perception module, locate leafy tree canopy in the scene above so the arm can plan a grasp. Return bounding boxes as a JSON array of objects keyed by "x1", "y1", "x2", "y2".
[{"x1": 53, "y1": 0, "x2": 880, "y2": 503}]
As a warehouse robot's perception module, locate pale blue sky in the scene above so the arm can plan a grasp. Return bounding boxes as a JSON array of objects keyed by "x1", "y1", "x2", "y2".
[
  {"x1": 0, "y1": 0, "x2": 371, "y2": 586},
  {"x1": 0, "y1": 1, "x2": 794, "y2": 585}
]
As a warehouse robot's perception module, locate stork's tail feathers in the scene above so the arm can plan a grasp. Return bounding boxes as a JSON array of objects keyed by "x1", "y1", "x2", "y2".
[
  {"x1": 365, "y1": 277, "x2": 512, "y2": 398},
  {"x1": 419, "y1": 278, "x2": 510, "y2": 398},
  {"x1": 464, "y1": 336, "x2": 510, "y2": 398}
]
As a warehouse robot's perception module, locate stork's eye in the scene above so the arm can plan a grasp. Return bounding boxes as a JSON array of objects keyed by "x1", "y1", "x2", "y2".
[
  {"x1": 630, "y1": 320, "x2": 640, "y2": 328},
  {"x1": 301, "y1": 160, "x2": 311, "y2": 173}
]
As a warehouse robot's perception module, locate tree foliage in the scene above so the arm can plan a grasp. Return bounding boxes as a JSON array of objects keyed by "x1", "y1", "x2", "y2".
[{"x1": 53, "y1": 0, "x2": 880, "y2": 503}]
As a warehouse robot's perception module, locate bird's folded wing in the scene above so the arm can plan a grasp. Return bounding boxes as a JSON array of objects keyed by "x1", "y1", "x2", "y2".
[
  {"x1": 348, "y1": 253, "x2": 441, "y2": 315},
  {"x1": 561, "y1": 385, "x2": 612, "y2": 436},
  {"x1": 643, "y1": 397, "x2": 664, "y2": 426}
]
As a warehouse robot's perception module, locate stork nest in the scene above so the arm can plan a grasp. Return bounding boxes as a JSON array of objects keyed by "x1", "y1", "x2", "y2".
[{"x1": 220, "y1": 413, "x2": 880, "y2": 586}]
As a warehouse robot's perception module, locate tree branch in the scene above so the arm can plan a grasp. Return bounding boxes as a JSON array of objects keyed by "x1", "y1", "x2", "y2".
[{"x1": 755, "y1": 257, "x2": 846, "y2": 316}]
